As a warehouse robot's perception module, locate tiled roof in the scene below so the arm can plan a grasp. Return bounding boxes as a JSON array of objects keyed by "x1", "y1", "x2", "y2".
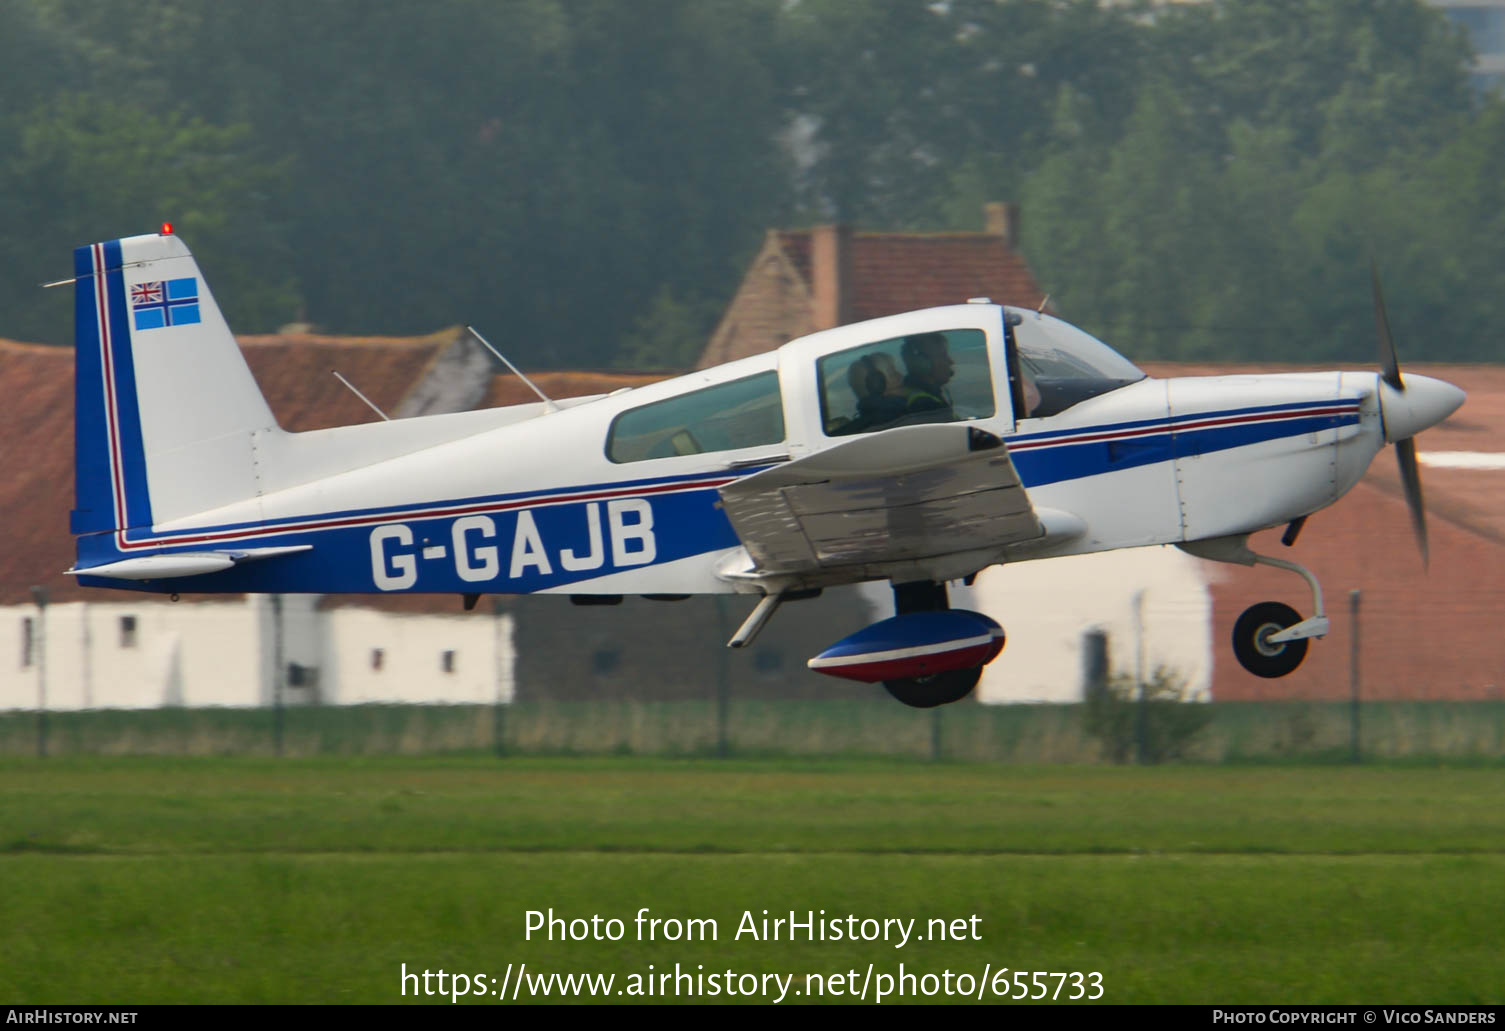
[
  {"x1": 775, "y1": 230, "x2": 1048, "y2": 317},
  {"x1": 478, "y1": 370, "x2": 667, "y2": 410},
  {"x1": 237, "y1": 329, "x2": 459, "y2": 431},
  {"x1": 0, "y1": 332, "x2": 454, "y2": 606},
  {"x1": 0, "y1": 340, "x2": 97, "y2": 606}
]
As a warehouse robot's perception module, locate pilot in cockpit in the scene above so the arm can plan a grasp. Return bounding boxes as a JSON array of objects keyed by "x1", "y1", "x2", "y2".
[{"x1": 900, "y1": 332, "x2": 955, "y2": 417}]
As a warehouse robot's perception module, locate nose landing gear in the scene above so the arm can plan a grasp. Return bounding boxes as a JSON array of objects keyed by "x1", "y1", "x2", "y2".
[{"x1": 1180, "y1": 535, "x2": 1330, "y2": 679}]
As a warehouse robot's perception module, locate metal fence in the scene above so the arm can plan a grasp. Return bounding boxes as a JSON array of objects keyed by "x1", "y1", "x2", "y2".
[{"x1": 4, "y1": 697, "x2": 1505, "y2": 763}]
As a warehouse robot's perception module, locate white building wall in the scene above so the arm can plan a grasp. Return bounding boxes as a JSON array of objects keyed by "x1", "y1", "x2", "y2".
[
  {"x1": 2, "y1": 598, "x2": 262, "y2": 710},
  {"x1": 324, "y1": 608, "x2": 514, "y2": 705},
  {"x1": 1, "y1": 597, "x2": 515, "y2": 711},
  {"x1": 966, "y1": 545, "x2": 1214, "y2": 703}
]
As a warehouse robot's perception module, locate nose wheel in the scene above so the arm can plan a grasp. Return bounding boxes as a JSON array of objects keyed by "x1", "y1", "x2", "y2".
[
  {"x1": 1181, "y1": 536, "x2": 1331, "y2": 681},
  {"x1": 1232, "y1": 601, "x2": 1309, "y2": 678}
]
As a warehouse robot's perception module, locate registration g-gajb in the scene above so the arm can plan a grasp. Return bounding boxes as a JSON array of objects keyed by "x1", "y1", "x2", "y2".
[{"x1": 63, "y1": 229, "x2": 1464, "y2": 707}]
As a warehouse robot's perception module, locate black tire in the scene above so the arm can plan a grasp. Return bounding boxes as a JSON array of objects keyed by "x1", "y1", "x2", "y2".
[
  {"x1": 1232, "y1": 601, "x2": 1309, "y2": 678},
  {"x1": 883, "y1": 667, "x2": 981, "y2": 708}
]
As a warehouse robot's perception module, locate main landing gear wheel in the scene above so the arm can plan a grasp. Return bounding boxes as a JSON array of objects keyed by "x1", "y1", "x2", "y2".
[
  {"x1": 1232, "y1": 601, "x2": 1309, "y2": 679},
  {"x1": 883, "y1": 666, "x2": 982, "y2": 709}
]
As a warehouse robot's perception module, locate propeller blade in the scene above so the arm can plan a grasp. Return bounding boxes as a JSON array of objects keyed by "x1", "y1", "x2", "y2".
[
  {"x1": 1372, "y1": 261, "x2": 1403, "y2": 390},
  {"x1": 1395, "y1": 436, "x2": 1429, "y2": 569}
]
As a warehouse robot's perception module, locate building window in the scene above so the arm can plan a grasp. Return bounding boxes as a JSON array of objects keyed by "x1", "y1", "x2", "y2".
[
  {"x1": 120, "y1": 615, "x2": 138, "y2": 648},
  {"x1": 21, "y1": 618, "x2": 33, "y2": 668},
  {"x1": 371, "y1": 649, "x2": 384, "y2": 671},
  {"x1": 287, "y1": 663, "x2": 319, "y2": 689},
  {"x1": 441, "y1": 650, "x2": 456, "y2": 674}
]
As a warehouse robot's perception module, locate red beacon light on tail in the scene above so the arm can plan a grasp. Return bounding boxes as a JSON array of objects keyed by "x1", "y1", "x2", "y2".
[{"x1": 160, "y1": 222, "x2": 174, "y2": 236}]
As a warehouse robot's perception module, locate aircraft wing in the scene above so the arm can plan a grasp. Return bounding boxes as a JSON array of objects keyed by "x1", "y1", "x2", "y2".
[{"x1": 717, "y1": 424, "x2": 1042, "y2": 575}]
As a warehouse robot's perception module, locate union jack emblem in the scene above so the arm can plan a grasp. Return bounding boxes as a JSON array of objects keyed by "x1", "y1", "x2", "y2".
[
  {"x1": 129, "y1": 276, "x2": 201, "y2": 331},
  {"x1": 131, "y1": 282, "x2": 164, "y2": 306}
]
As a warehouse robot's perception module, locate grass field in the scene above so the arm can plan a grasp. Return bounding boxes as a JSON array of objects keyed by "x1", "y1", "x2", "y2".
[{"x1": 3, "y1": 756, "x2": 1503, "y2": 1004}]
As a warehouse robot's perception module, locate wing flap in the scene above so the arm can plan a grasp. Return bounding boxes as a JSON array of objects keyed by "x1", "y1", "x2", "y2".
[{"x1": 719, "y1": 424, "x2": 1043, "y2": 576}]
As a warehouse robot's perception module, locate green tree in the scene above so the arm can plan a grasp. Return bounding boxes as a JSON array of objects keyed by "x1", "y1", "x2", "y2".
[
  {"x1": 785, "y1": 0, "x2": 1148, "y2": 228},
  {"x1": 16, "y1": 0, "x2": 792, "y2": 367},
  {"x1": 0, "y1": 95, "x2": 296, "y2": 344},
  {"x1": 1017, "y1": 0, "x2": 1490, "y2": 363},
  {"x1": 9, "y1": 0, "x2": 1502, "y2": 369}
]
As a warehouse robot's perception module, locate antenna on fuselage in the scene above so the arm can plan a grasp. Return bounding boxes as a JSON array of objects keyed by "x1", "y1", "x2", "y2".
[
  {"x1": 331, "y1": 370, "x2": 391, "y2": 421},
  {"x1": 466, "y1": 325, "x2": 559, "y2": 413},
  {"x1": 1037, "y1": 294, "x2": 1051, "y2": 314}
]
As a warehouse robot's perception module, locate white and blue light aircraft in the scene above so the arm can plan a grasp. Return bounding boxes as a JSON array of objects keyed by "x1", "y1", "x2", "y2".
[{"x1": 65, "y1": 230, "x2": 1464, "y2": 706}]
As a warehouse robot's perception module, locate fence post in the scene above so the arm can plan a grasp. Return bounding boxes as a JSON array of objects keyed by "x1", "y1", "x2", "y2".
[
  {"x1": 492, "y1": 598, "x2": 508, "y2": 758},
  {"x1": 1133, "y1": 590, "x2": 1147, "y2": 764},
  {"x1": 714, "y1": 596, "x2": 730, "y2": 758},
  {"x1": 30, "y1": 586, "x2": 48, "y2": 759},
  {"x1": 1349, "y1": 589, "x2": 1361, "y2": 764},
  {"x1": 271, "y1": 593, "x2": 285, "y2": 757}
]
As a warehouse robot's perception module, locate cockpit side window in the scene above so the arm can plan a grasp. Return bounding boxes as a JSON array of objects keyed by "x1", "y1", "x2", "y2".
[
  {"x1": 818, "y1": 329, "x2": 994, "y2": 437},
  {"x1": 607, "y1": 371, "x2": 784, "y2": 463},
  {"x1": 1010, "y1": 312, "x2": 1145, "y2": 419}
]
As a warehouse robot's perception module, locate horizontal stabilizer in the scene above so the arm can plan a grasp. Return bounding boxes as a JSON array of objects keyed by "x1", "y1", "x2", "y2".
[{"x1": 66, "y1": 545, "x2": 312, "y2": 581}]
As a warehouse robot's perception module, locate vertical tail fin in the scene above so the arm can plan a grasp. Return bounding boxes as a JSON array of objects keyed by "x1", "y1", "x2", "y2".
[{"x1": 72, "y1": 231, "x2": 278, "y2": 546}]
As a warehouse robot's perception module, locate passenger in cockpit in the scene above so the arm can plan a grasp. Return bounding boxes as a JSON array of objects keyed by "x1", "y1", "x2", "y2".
[{"x1": 845, "y1": 353, "x2": 908, "y2": 433}]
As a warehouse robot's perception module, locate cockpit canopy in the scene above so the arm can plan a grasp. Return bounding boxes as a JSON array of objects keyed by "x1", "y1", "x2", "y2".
[{"x1": 602, "y1": 304, "x2": 1148, "y2": 466}]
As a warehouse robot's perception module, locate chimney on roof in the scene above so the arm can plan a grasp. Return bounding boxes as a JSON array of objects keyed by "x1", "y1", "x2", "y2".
[
  {"x1": 985, "y1": 202, "x2": 1019, "y2": 249},
  {"x1": 811, "y1": 224, "x2": 853, "y2": 329}
]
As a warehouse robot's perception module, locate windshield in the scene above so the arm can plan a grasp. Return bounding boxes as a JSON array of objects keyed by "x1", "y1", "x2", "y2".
[{"x1": 1009, "y1": 309, "x2": 1144, "y2": 418}]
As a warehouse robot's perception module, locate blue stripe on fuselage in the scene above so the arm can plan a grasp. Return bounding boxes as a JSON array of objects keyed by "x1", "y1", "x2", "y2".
[
  {"x1": 1008, "y1": 406, "x2": 1360, "y2": 487},
  {"x1": 77, "y1": 485, "x2": 740, "y2": 595}
]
